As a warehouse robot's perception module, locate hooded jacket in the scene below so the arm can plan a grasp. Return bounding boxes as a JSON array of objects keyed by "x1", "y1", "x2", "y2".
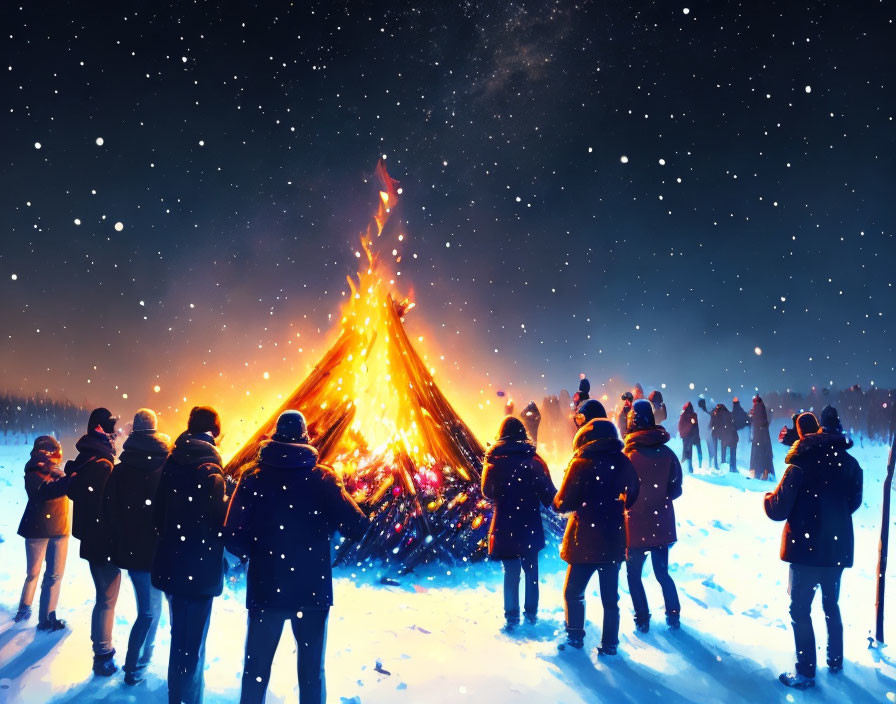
[
  {"x1": 710, "y1": 405, "x2": 737, "y2": 445},
  {"x1": 648, "y1": 391, "x2": 667, "y2": 425},
  {"x1": 623, "y1": 427, "x2": 682, "y2": 549},
  {"x1": 678, "y1": 403, "x2": 700, "y2": 441},
  {"x1": 151, "y1": 432, "x2": 227, "y2": 597},
  {"x1": 65, "y1": 429, "x2": 116, "y2": 561},
  {"x1": 224, "y1": 440, "x2": 367, "y2": 610},
  {"x1": 731, "y1": 400, "x2": 750, "y2": 431},
  {"x1": 554, "y1": 420, "x2": 640, "y2": 564},
  {"x1": 102, "y1": 430, "x2": 171, "y2": 571},
  {"x1": 18, "y1": 453, "x2": 72, "y2": 539},
  {"x1": 481, "y1": 439, "x2": 556, "y2": 559},
  {"x1": 764, "y1": 431, "x2": 863, "y2": 567}
]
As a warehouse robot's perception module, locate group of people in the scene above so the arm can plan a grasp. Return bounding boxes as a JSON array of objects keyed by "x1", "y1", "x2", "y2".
[
  {"x1": 11, "y1": 385, "x2": 866, "y2": 699},
  {"x1": 483, "y1": 396, "x2": 682, "y2": 656},
  {"x1": 492, "y1": 383, "x2": 864, "y2": 691},
  {"x1": 14, "y1": 404, "x2": 366, "y2": 704}
]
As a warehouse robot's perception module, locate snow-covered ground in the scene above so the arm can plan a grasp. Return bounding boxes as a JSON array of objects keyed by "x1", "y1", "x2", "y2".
[{"x1": 1, "y1": 437, "x2": 895, "y2": 703}]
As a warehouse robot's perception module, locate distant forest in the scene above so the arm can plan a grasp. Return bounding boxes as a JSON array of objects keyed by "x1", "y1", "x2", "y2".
[{"x1": 0, "y1": 393, "x2": 89, "y2": 442}]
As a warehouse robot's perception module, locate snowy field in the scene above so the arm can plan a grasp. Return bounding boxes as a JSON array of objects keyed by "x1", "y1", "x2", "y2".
[{"x1": 1, "y1": 438, "x2": 895, "y2": 703}]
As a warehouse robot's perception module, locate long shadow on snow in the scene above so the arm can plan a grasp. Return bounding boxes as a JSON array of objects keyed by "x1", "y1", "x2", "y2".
[{"x1": 0, "y1": 628, "x2": 69, "y2": 682}]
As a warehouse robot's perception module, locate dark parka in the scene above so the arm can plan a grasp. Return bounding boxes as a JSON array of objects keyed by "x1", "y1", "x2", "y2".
[
  {"x1": 749, "y1": 397, "x2": 775, "y2": 478},
  {"x1": 764, "y1": 431, "x2": 863, "y2": 567},
  {"x1": 731, "y1": 400, "x2": 750, "y2": 431},
  {"x1": 481, "y1": 440, "x2": 557, "y2": 559},
  {"x1": 709, "y1": 404, "x2": 737, "y2": 445},
  {"x1": 151, "y1": 432, "x2": 228, "y2": 597},
  {"x1": 224, "y1": 440, "x2": 368, "y2": 611},
  {"x1": 554, "y1": 420, "x2": 640, "y2": 564},
  {"x1": 65, "y1": 429, "x2": 116, "y2": 561},
  {"x1": 18, "y1": 456, "x2": 72, "y2": 539},
  {"x1": 623, "y1": 427, "x2": 683, "y2": 549},
  {"x1": 678, "y1": 403, "x2": 700, "y2": 442},
  {"x1": 101, "y1": 430, "x2": 171, "y2": 572}
]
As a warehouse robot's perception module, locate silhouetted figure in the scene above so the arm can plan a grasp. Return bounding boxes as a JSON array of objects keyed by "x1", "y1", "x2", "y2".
[
  {"x1": 623, "y1": 400, "x2": 683, "y2": 632},
  {"x1": 555, "y1": 419, "x2": 639, "y2": 654},
  {"x1": 710, "y1": 403, "x2": 738, "y2": 472},
  {"x1": 731, "y1": 397, "x2": 750, "y2": 450},
  {"x1": 617, "y1": 392, "x2": 634, "y2": 439},
  {"x1": 572, "y1": 376, "x2": 591, "y2": 408},
  {"x1": 66, "y1": 407, "x2": 120, "y2": 676},
  {"x1": 225, "y1": 410, "x2": 367, "y2": 704},
  {"x1": 102, "y1": 409, "x2": 170, "y2": 686},
  {"x1": 481, "y1": 416, "x2": 557, "y2": 630},
  {"x1": 697, "y1": 398, "x2": 715, "y2": 467},
  {"x1": 678, "y1": 402, "x2": 702, "y2": 473},
  {"x1": 749, "y1": 396, "x2": 775, "y2": 480},
  {"x1": 15, "y1": 435, "x2": 74, "y2": 630},
  {"x1": 648, "y1": 390, "x2": 667, "y2": 425},
  {"x1": 765, "y1": 411, "x2": 862, "y2": 690},
  {"x1": 152, "y1": 406, "x2": 227, "y2": 704},
  {"x1": 779, "y1": 413, "x2": 800, "y2": 446},
  {"x1": 521, "y1": 401, "x2": 542, "y2": 445}
]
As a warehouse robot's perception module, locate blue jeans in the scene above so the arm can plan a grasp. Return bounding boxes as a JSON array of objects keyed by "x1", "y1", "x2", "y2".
[
  {"x1": 240, "y1": 608, "x2": 329, "y2": 704},
  {"x1": 124, "y1": 571, "x2": 162, "y2": 675},
  {"x1": 789, "y1": 564, "x2": 844, "y2": 678},
  {"x1": 502, "y1": 553, "x2": 539, "y2": 621},
  {"x1": 626, "y1": 546, "x2": 680, "y2": 621},
  {"x1": 168, "y1": 594, "x2": 213, "y2": 704},
  {"x1": 89, "y1": 560, "x2": 121, "y2": 656},
  {"x1": 20, "y1": 536, "x2": 69, "y2": 622},
  {"x1": 563, "y1": 563, "x2": 620, "y2": 646}
]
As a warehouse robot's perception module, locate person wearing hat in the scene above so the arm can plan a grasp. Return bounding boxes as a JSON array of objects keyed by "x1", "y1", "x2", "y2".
[
  {"x1": 224, "y1": 410, "x2": 367, "y2": 704},
  {"x1": 481, "y1": 416, "x2": 557, "y2": 631},
  {"x1": 554, "y1": 419, "x2": 639, "y2": 654},
  {"x1": 101, "y1": 408, "x2": 171, "y2": 686},
  {"x1": 749, "y1": 396, "x2": 775, "y2": 480},
  {"x1": 65, "y1": 407, "x2": 121, "y2": 675},
  {"x1": 677, "y1": 402, "x2": 702, "y2": 473},
  {"x1": 765, "y1": 411, "x2": 863, "y2": 690},
  {"x1": 15, "y1": 435, "x2": 75, "y2": 631},
  {"x1": 623, "y1": 399, "x2": 683, "y2": 632},
  {"x1": 152, "y1": 406, "x2": 226, "y2": 704},
  {"x1": 573, "y1": 398, "x2": 607, "y2": 429},
  {"x1": 616, "y1": 392, "x2": 634, "y2": 440}
]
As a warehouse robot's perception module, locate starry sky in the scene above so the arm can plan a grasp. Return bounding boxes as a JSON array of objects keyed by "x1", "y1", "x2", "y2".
[{"x1": 2, "y1": 1, "x2": 894, "y2": 435}]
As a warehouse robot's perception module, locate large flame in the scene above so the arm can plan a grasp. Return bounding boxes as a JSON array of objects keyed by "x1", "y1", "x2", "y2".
[{"x1": 224, "y1": 160, "x2": 489, "y2": 567}]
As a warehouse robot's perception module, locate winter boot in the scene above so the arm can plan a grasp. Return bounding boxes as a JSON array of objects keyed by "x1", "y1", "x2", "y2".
[
  {"x1": 666, "y1": 611, "x2": 681, "y2": 630},
  {"x1": 778, "y1": 672, "x2": 815, "y2": 690},
  {"x1": 558, "y1": 636, "x2": 584, "y2": 651},
  {"x1": 502, "y1": 618, "x2": 520, "y2": 633},
  {"x1": 524, "y1": 612, "x2": 538, "y2": 625},
  {"x1": 13, "y1": 605, "x2": 32, "y2": 623},
  {"x1": 124, "y1": 669, "x2": 146, "y2": 686},
  {"x1": 828, "y1": 658, "x2": 843, "y2": 675},
  {"x1": 634, "y1": 615, "x2": 650, "y2": 634},
  {"x1": 93, "y1": 651, "x2": 119, "y2": 677},
  {"x1": 36, "y1": 612, "x2": 67, "y2": 632},
  {"x1": 597, "y1": 644, "x2": 617, "y2": 656}
]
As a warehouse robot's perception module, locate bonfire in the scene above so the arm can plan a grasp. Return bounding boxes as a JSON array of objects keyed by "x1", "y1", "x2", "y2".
[{"x1": 225, "y1": 160, "x2": 497, "y2": 572}]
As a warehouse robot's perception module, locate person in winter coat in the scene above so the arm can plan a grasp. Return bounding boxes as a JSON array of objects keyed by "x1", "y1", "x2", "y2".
[
  {"x1": 731, "y1": 398, "x2": 750, "y2": 450},
  {"x1": 764, "y1": 410, "x2": 863, "y2": 690},
  {"x1": 572, "y1": 377, "x2": 591, "y2": 408},
  {"x1": 623, "y1": 400, "x2": 683, "y2": 632},
  {"x1": 101, "y1": 408, "x2": 171, "y2": 686},
  {"x1": 152, "y1": 406, "x2": 228, "y2": 704},
  {"x1": 15, "y1": 436, "x2": 74, "y2": 630},
  {"x1": 749, "y1": 396, "x2": 775, "y2": 480},
  {"x1": 573, "y1": 399, "x2": 607, "y2": 429},
  {"x1": 554, "y1": 419, "x2": 640, "y2": 654},
  {"x1": 616, "y1": 392, "x2": 634, "y2": 439},
  {"x1": 65, "y1": 407, "x2": 121, "y2": 676},
  {"x1": 521, "y1": 401, "x2": 542, "y2": 445},
  {"x1": 225, "y1": 410, "x2": 368, "y2": 704},
  {"x1": 648, "y1": 390, "x2": 667, "y2": 425},
  {"x1": 678, "y1": 402, "x2": 702, "y2": 473},
  {"x1": 697, "y1": 398, "x2": 715, "y2": 469},
  {"x1": 632, "y1": 383, "x2": 645, "y2": 401},
  {"x1": 710, "y1": 403, "x2": 738, "y2": 473},
  {"x1": 778, "y1": 413, "x2": 801, "y2": 446},
  {"x1": 481, "y1": 416, "x2": 557, "y2": 630}
]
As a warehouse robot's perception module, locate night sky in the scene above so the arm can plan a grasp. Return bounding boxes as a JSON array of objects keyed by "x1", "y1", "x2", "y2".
[{"x1": 2, "y1": 1, "x2": 894, "y2": 437}]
